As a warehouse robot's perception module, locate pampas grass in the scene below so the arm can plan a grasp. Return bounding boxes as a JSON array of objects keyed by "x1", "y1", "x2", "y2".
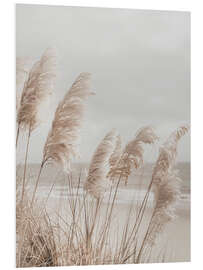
[
  {"x1": 84, "y1": 129, "x2": 118, "y2": 199},
  {"x1": 17, "y1": 165, "x2": 176, "y2": 267},
  {"x1": 16, "y1": 57, "x2": 30, "y2": 87},
  {"x1": 136, "y1": 125, "x2": 190, "y2": 262},
  {"x1": 152, "y1": 125, "x2": 190, "y2": 186},
  {"x1": 31, "y1": 72, "x2": 93, "y2": 206},
  {"x1": 43, "y1": 72, "x2": 93, "y2": 173},
  {"x1": 110, "y1": 126, "x2": 158, "y2": 184},
  {"x1": 16, "y1": 50, "x2": 190, "y2": 267},
  {"x1": 16, "y1": 197, "x2": 58, "y2": 267},
  {"x1": 16, "y1": 125, "x2": 190, "y2": 267},
  {"x1": 17, "y1": 48, "x2": 56, "y2": 132},
  {"x1": 124, "y1": 126, "x2": 158, "y2": 169},
  {"x1": 109, "y1": 135, "x2": 122, "y2": 172},
  {"x1": 17, "y1": 48, "x2": 56, "y2": 204},
  {"x1": 16, "y1": 57, "x2": 32, "y2": 111},
  {"x1": 147, "y1": 170, "x2": 181, "y2": 245}
]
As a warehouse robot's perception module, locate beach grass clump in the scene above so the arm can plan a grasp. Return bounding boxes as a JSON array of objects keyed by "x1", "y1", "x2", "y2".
[{"x1": 16, "y1": 198, "x2": 58, "y2": 267}]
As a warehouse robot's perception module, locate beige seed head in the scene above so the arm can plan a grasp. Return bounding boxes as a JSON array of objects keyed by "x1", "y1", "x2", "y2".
[
  {"x1": 111, "y1": 126, "x2": 158, "y2": 183},
  {"x1": 146, "y1": 124, "x2": 190, "y2": 247},
  {"x1": 84, "y1": 129, "x2": 118, "y2": 199},
  {"x1": 152, "y1": 124, "x2": 190, "y2": 186},
  {"x1": 43, "y1": 72, "x2": 93, "y2": 173},
  {"x1": 17, "y1": 48, "x2": 56, "y2": 131}
]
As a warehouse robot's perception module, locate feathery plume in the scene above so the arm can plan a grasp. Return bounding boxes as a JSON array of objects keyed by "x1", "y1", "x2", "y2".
[
  {"x1": 124, "y1": 126, "x2": 158, "y2": 168},
  {"x1": 17, "y1": 49, "x2": 56, "y2": 203},
  {"x1": 144, "y1": 125, "x2": 190, "y2": 248},
  {"x1": 17, "y1": 48, "x2": 56, "y2": 131},
  {"x1": 43, "y1": 72, "x2": 93, "y2": 173},
  {"x1": 84, "y1": 129, "x2": 118, "y2": 199},
  {"x1": 109, "y1": 135, "x2": 122, "y2": 169},
  {"x1": 146, "y1": 170, "x2": 181, "y2": 247},
  {"x1": 152, "y1": 124, "x2": 190, "y2": 187},
  {"x1": 16, "y1": 57, "x2": 31, "y2": 88},
  {"x1": 16, "y1": 57, "x2": 32, "y2": 111},
  {"x1": 137, "y1": 125, "x2": 189, "y2": 261},
  {"x1": 110, "y1": 126, "x2": 158, "y2": 183}
]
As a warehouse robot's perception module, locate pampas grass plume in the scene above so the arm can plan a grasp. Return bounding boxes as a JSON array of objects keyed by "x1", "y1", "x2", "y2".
[
  {"x1": 152, "y1": 124, "x2": 190, "y2": 186},
  {"x1": 109, "y1": 135, "x2": 122, "y2": 169},
  {"x1": 17, "y1": 48, "x2": 56, "y2": 131},
  {"x1": 16, "y1": 57, "x2": 32, "y2": 88},
  {"x1": 84, "y1": 129, "x2": 118, "y2": 199},
  {"x1": 43, "y1": 72, "x2": 93, "y2": 173},
  {"x1": 16, "y1": 57, "x2": 32, "y2": 110},
  {"x1": 147, "y1": 125, "x2": 189, "y2": 246},
  {"x1": 111, "y1": 126, "x2": 158, "y2": 183}
]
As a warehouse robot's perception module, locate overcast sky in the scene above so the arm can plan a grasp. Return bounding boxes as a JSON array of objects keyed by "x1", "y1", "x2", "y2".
[{"x1": 16, "y1": 4, "x2": 190, "y2": 164}]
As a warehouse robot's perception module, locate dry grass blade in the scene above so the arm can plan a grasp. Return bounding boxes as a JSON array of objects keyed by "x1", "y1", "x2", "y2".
[{"x1": 16, "y1": 199, "x2": 58, "y2": 267}]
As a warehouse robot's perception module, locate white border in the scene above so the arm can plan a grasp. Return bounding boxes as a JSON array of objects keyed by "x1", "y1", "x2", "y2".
[{"x1": 1, "y1": 0, "x2": 202, "y2": 269}]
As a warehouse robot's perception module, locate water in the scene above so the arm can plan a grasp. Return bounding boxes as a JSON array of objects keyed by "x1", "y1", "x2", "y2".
[{"x1": 16, "y1": 162, "x2": 190, "y2": 210}]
